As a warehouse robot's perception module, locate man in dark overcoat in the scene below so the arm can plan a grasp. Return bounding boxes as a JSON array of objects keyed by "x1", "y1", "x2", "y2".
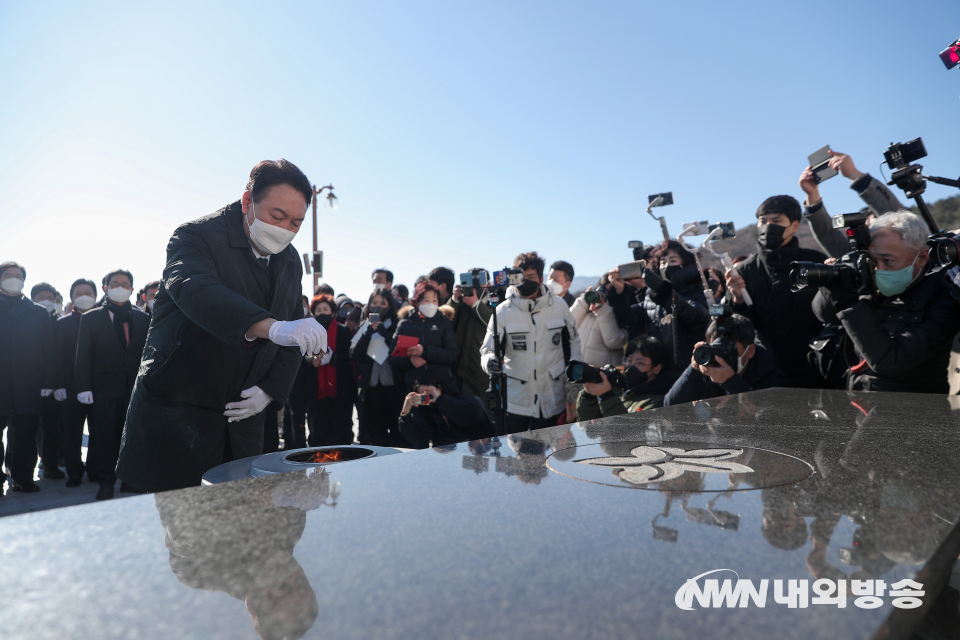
[{"x1": 117, "y1": 159, "x2": 327, "y2": 492}]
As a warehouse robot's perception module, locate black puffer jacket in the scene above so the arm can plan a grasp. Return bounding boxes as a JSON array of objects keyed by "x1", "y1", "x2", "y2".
[
  {"x1": 813, "y1": 271, "x2": 960, "y2": 393},
  {"x1": 389, "y1": 308, "x2": 459, "y2": 393},
  {"x1": 663, "y1": 339, "x2": 788, "y2": 405}
]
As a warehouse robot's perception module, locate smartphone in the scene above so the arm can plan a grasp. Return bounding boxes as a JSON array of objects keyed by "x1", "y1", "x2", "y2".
[
  {"x1": 707, "y1": 222, "x2": 736, "y2": 240},
  {"x1": 369, "y1": 312, "x2": 380, "y2": 323},
  {"x1": 808, "y1": 145, "x2": 838, "y2": 184},
  {"x1": 617, "y1": 260, "x2": 646, "y2": 280},
  {"x1": 412, "y1": 393, "x2": 431, "y2": 406},
  {"x1": 941, "y1": 39, "x2": 960, "y2": 70},
  {"x1": 460, "y1": 271, "x2": 488, "y2": 288},
  {"x1": 648, "y1": 192, "x2": 674, "y2": 207}
]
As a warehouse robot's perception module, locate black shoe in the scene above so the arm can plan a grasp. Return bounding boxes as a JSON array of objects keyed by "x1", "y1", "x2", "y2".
[
  {"x1": 12, "y1": 481, "x2": 40, "y2": 493},
  {"x1": 119, "y1": 482, "x2": 145, "y2": 494},
  {"x1": 95, "y1": 485, "x2": 114, "y2": 501},
  {"x1": 65, "y1": 477, "x2": 83, "y2": 488},
  {"x1": 43, "y1": 467, "x2": 66, "y2": 480}
]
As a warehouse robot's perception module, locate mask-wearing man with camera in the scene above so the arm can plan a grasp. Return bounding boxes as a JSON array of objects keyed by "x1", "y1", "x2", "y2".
[
  {"x1": 480, "y1": 251, "x2": 581, "y2": 432},
  {"x1": 575, "y1": 336, "x2": 681, "y2": 420},
  {"x1": 663, "y1": 313, "x2": 787, "y2": 406},
  {"x1": 398, "y1": 375, "x2": 493, "y2": 447},
  {"x1": 448, "y1": 268, "x2": 495, "y2": 402},
  {"x1": 547, "y1": 260, "x2": 576, "y2": 307},
  {"x1": 117, "y1": 159, "x2": 326, "y2": 493},
  {"x1": 812, "y1": 211, "x2": 960, "y2": 393},
  {"x1": 725, "y1": 195, "x2": 826, "y2": 388}
]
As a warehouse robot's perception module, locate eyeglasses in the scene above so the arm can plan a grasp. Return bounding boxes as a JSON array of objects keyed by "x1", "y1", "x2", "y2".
[
  {"x1": 108, "y1": 283, "x2": 133, "y2": 290},
  {"x1": 623, "y1": 357, "x2": 650, "y2": 369}
]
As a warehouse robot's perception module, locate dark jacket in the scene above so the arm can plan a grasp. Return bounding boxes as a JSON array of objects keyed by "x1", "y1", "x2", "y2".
[
  {"x1": 75, "y1": 304, "x2": 149, "y2": 399},
  {"x1": 351, "y1": 318, "x2": 403, "y2": 423},
  {"x1": 447, "y1": 298, "x2": 493, "y2": 399},
  {"x1": 54, "y1": 311, "x2": 83, "y2": 397},
  {"x1": 813, "y1": 271, "x2": 960, "y2": 393},
  {"x1": 117, "y1": 201, "x2": 303, "y2": 492},
  {"x1": 389, "y1": 309, "x2": 459, "y2": 393},
  {"x1": 398, "y1": 390, "x2": 493, "y2": 446},
  {"x1": 663, "y1": 340, "x2": 788, "y2": 405},
  {"x1": 307, "y1": 321, "x2": 357, "y2": 403},
  {"x1": 728, "y1": 238, "x2": 825, "y2": 387},
  {"x1": 0, "y1": 294, "x2": 55, "y2": 415},
  {"x1": 576, "y1": 368, "x2": 681, "y2": 420}
]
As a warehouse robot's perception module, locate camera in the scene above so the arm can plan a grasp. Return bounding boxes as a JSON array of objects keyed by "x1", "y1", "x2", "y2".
[
  {"x1": 492, "y1": 268, "x2": 524, "y2": 287},
  {"x1": 459, "y1": 268, "x2": 490, "y2": 298},
  {"x1": 941, "y1": 38, "x2": 960, "y2": 70},
  {"x1": 369, "y1": 312, "x2": 380, "y2": 323},
  {"x1": 831, "y1": 211, "x2": 872, "y2": 252},
  {"x1": 412, "y1": 393, "x2": 432, "y2": 406},
  {"x1": 692, "y1": 304, "x2": 740, "y2": 368},
  {"x1": 789, "y1": 251, "x2": 873, "y2": 291},
  {"x1": 884, "y1": 138, "x2": 927, "y2": 170},
  {"x1": 628, "y1": 240, "x2": 646, "y2": 262},
  {"x1": 926, "y1": 232, "x2": 960, "y2": 275},
  {"x1": 617, "y1": 260, "x2": 646, "y2": 281},
  {"x1": 583, "y1": 285, "x2": 608, "y2": 305},
  {"x1": 565, "y1": 360, "x2": 625, "y2": 388}
]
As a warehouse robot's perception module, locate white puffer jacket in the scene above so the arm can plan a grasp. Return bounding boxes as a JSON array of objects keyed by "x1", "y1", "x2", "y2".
[
  {"x1": 570, "y1": 297, "x2": 628, "y2": 368},
  {"x1": 480, "y1": 285, "x2": 581, "y2": 419}
]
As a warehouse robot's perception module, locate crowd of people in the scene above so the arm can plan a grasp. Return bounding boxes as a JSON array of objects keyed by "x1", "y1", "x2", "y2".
[{"x1": 1, "y1": 151, "x2": 958, "y2": 497}]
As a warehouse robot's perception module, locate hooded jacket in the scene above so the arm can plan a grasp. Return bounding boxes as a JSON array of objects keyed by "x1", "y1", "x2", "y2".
[
  {"x1": 480, "y1": 284, "x2": 582, "y2": 419},
  {"x1": 389, "y1": 306, "x2": 459, "y2": 393}
]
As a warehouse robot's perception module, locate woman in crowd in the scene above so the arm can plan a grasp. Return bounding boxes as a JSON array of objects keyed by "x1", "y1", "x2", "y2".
[
  {"x1": 704, "y1": 267, "x2": 726, "y2": 305},
  {"x1": 351, "y1": 289, "x2": 403, "y2": 447},
  {"x1": 305, "y1": 294, "x2": 357, "y2": 446},
  {"x1": 570, "y1": 273, "x2": 628, "y2": 368},
  {"x1": 389, "y1": 280, "x2": 459, "y2": 402}
]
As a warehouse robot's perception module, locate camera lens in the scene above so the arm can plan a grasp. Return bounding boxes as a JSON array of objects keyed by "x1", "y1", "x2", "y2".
[
  {"x1": 584, "y1": 291, "x2": 598, "y2": 304},
  {"x1": 692, "y1": 345, "x2": 714, "y2": 367},
  {"x1": 789, "y1": 262, "x2": 841, "y2": 289}
]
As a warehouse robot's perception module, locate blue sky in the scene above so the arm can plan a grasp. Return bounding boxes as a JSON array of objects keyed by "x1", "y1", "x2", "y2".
[{"x1": 1, "y1": 0, "x2": 958, "y2": 302}]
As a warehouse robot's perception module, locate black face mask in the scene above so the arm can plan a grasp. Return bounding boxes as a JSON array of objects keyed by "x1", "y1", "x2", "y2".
[
  {"x1": 661, "y1": 264, "x2": 682, "y2": 280},
  {"x1": 707, "y1": 279, "x2": 721, "y2": 295},
  {"x1": 517, "y1": 279, "x2": 540, "y2": 297},
  {"x1": 624, "y1": 366, "x2": 649, "y2": 389},
  {"x1": 315, "y1": 313, "x2": 333, "y2": 328},
  {"x1": 758, "y1": 223, "x2": 788, "y2": 250},
  {"x1": 338, "y1": 308, "x2": 351, "y2": 319}
]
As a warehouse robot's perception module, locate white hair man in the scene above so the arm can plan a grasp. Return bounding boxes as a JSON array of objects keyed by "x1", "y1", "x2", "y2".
[{"x1": 813, "y1": 210, "x2": 960, "y2": 392}]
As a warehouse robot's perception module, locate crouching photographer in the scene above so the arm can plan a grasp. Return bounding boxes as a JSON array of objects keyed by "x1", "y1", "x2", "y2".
[
  {"x1": 398, "y1": 375, "x2": 494, "y2": 448},
  {"x1": 574, "y1": 336, "x2": 680, "y2": 419},
  {"x1": 663, "y1": 311, "x2": 787, "y2": 406},
  {"x1": 809, "y1": 211, "x2": 960, "y2": 393}
]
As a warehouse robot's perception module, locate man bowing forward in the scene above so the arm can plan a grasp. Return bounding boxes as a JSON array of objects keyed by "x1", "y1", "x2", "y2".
[{"x1": 117, "y1": 159, "x2": 327, "y2": 492}]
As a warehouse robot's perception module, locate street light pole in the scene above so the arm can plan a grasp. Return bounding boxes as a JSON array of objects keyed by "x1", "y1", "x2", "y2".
[{"x1": 310, "y1": 184, "x2": 336, "y2": 293}]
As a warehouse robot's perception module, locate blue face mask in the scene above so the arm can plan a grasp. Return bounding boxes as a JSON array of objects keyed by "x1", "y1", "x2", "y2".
[{"x1": 874, "y1": 250, "x2": 922, "y2": 297}]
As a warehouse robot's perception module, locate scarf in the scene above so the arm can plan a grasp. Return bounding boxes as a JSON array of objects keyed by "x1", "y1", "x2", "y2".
[
  {"x1": 317, "y1": 320, "x2": 338, "y2": 399},
  {"x1": 105, "y1": 298, "x2": 132, "y2": 350}
]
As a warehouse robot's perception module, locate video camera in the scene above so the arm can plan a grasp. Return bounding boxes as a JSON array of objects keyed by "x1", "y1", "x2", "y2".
[
  {"x1": 565, "y1": 360, "x2": 626, "y2": 388},
  {"x1": 789, "y1": 212, "x2": 874, "y2": 292},
  {"x1": 926, "y1": 232, "x2": 960, "y2": 275},
  {"x1": 882, "y1": 136, "x2": 960, "y2": 234},
  {"x1": 692, "y1": 304, "x2": 739, "y2": 369}
]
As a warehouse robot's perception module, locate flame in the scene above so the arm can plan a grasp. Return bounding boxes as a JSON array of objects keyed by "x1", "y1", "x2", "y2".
[{"x1": 307, "y1": 450, "x2": 342, "y2": 463}]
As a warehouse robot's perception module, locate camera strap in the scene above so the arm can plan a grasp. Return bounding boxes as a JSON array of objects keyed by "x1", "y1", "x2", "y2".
[{"x1": 561, "y1": 326, "x2": 571, "y2": 365}]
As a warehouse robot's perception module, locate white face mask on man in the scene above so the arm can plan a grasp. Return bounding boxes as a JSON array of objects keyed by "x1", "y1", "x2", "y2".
[
  {"x1": 107, "y1": 287, "x2": 130, "y2": 304},
  {"x1": 74, "y1": 295, "x2": 96, "y2": 311},
  {"x1": 246, "y1": 199, "x2": 297, "y2": 255},
  {"x1": 546, "y1": 279, "x2": 565, "y2": 296},
  {"x1": 1, "y1": 277, "x2": 24, "y2": 294}
]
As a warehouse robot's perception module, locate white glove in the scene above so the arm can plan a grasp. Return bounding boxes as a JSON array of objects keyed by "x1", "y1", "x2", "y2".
[
  {"x1": 77, "y1": 391, "x2": 94, "y2": 405},
  {"x1": 41, "y1": 389, "x2": 54, "y2": 397},
  {"x1": 224, "y1": 385, "x2": 272, "y2": 423},
  {"x1": 54, "y1": 389, "x2": 67, "y2": 402},
  {"x1": 268, "y1": 318, "x2": 328, "y2": 356}
]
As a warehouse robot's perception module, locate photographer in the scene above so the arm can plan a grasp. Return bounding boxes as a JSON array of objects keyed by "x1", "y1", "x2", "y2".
[
  {"x1": 812, "y1": 211, "x2": 960, "y2": 393},
  {"x1": 398, "y1": 376, "x2": 493, "y2": 447},
  {"x1": 799, "y1": 150, "x2": 905, "y2": 259},
  {"x1": 570, "y1": 274, "x2": 628, "y2": 368},
  {"x1": 480, "y1": 251, "x2": 581, "y2": 431},
  {"x1": 576, "y1": 336, "x2": 680, "y2": 419},
  {"x1": 447, "y1": 269, "x2": 494, "y2": 401},
  {"x1": 606, "y1": 240, "x2": 709, "y2": 368},
  {"x1": 351, "y1": 289, "x2": 404, "y2": 447},
  {"x1": 663, "y1": 313, "x2": 787, "y2": 406},
  {"x1": 725, "y1": 195, "x2": 825, "y2": 388}
]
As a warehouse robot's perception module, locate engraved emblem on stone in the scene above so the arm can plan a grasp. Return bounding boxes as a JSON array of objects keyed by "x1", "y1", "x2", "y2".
[{"x1": 575, "y1": 446, "x2": 754, "y2": 485}]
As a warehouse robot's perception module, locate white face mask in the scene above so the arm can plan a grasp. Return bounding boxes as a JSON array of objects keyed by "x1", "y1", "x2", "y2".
[
  {"x1": 146, "y1": 299, "x2": 155, "y2": 311},
  {"x1": 1, "y1": 277, "x2": 24, "y2": 294},
  {"x1": 374, "y1": 283, "x2": 386, "y2": 291},
  {"x1": 54, "y1": 303, "x2": 63, "y2": 315},
  {"x1": 547, "y1": 279, "x2": 565, "y2": 296},
  {"x1": 737, "y1": 346, "x2": 751, "y2": 374},
  {"x1": 419, "y1": 303, "x2": 439, "y2": 318},
  {"x1": 74, "y1": 295, "x2": 96, "y2": 311},
  {"x1": 246, "y1": 199, "x2": 297, "y2": 255},
  {"x1": 107, "y1": 287, "x2": 130, "y2": 303},
  {"x1": 37, "y1": 300, "x2": 56, "y2": 313}
]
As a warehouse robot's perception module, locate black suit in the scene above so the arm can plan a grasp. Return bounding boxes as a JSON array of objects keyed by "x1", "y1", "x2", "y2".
[
  {"x1": 117, "y1": 201, "x2": 303, "y2": 492},
  {"x1": 55, "y1": 311, "x2": 96, "y2": 480},
  {"x1": 75, "y1": 303, "x2": 149, "y2": 486}
]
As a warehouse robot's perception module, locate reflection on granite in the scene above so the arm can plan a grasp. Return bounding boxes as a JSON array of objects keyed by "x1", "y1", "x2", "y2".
[{"x1": 1, "y1": 389, "x2": 959, "y2": 639}]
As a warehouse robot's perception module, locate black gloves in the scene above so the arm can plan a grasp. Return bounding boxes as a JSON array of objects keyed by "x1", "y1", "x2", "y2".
[{"x1": 642, "y1": 267, "x2": 664, "y2": 293}]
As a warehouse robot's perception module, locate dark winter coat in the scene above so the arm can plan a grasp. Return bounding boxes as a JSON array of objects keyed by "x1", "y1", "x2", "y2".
[
  {"x1": 813, "y1": 271, "x2": 960, "y2": 393},
  {"x1": 663, "y1": 340, "x2": 788, "y2": 405},
  {"x1": 75, "y1": 304, "x2": 149, "y2": 399},
  {"x1": 0, "y1": 294, "x2": 55, "y2": 415},
  {"x1": 389, "y1": 308, "x2": 459, "y2": 393},
  {"x1": 351, "y1": 318, "x2": 403, "y2": 424},
  {"x1": 728, "y1": 237, "x2": 825, "y2": 387},
  {"x1": 447, "y1": 298, "x2": 494, "y2": 400},
  {"x1": 55, "y1": 312, "x2": 83, "y2": 398},
  {"x1": 117, "y1": 201, "x2": 303, "y2": 492},
  {"x1": 576, "y1": 367, "x2": 681, "y2": 419},
  {"x1": 398, "y1": 390, "x2": 493, "y2": 446}
]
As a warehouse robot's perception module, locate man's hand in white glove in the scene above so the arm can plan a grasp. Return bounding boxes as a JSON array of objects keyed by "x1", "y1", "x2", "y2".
[
  {"x1": 224, "y1": 385, "x2": 273, "y2": 423},
  {"x1": 54, "y1": 389, "x2": 68, "y2": 402},
  {"x1": 268, "y1": 318, "x2": 328, "y2": 356},
  {"x1": 41, "y1": 389, "x2": 54, "y2": 397},
  {"x1": 77, "y1": 391, "x2": 94, "y2": 405}
]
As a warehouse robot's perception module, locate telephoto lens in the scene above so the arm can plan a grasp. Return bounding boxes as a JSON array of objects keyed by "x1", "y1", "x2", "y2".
[
  {"x1": 583, "y1": 285, "x2": 607, "y2": 305},
  {"x1": 789, "y1": 262, "x2": 841, "y2": 290},
  {"x1": 565, "y1": 360, "x2": 605, "y2": 384},
  {"x1": 926, "y1": 234, "x2": 960, "y2": 274},
  {"x1": 692, "y1": 339, "x2": 739, "y2": 369}
]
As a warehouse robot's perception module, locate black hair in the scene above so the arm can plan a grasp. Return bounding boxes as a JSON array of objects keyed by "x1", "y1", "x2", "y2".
[
  {"x1": 427, "y1": 267, "x2": 455, "y2": 295},
  {"x1": 549, "y1": 260, "x2": 574, "y2": 282},
  {"x1": 245, "y1": 159, "x2": 312, "y2": 206},
  {"x1": 30, "y1": 282, "x2": 57, "y2": 300},
  {"x1": 363, "y1": 288, "x2": 399, "y2": 323},
  {"x1": 513, "y1": 251, "x2": 545, "y2": 278},
  {"x1": 392, "y1": 284, "x2": 409, "y2": 300},
  {"x1": 372, "y1": 268, "x2": 394, "y2": 284},
  {"x1": 706, "y1": 313, "x2": 756, "y2": 347},
  {"x1": 756, "y1": 195, "x2": 802, "y2": 223},
  {"x1": 103, "y1": 269, "x2": 134, "y2": 288},
  {"x1": 625, "y1": 335, "x2": 667, "y2": 368},
  {"x1": 315, "y1": 283, "x2": 335, "y2": 297},
  {"x1": 412, "y1": 374, "x2": 443, "y2": 392},
  {"x1": 0, "y1": 261, "x2": 25, "y2": 280},
  {"x1": 69, "y1": 278, "x2": 97, "y2": 298},
  {"x1": 143, "y1": 280, "x2": 161, "y2": 295},
  {"x1": 658, "y1": 240, "x2": 696, "y2": 267}
]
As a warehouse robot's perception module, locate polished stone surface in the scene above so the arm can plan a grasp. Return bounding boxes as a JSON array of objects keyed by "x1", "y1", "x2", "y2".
[{"x1": 2, "y1": 389, "x2": 959, "y2": 639}]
